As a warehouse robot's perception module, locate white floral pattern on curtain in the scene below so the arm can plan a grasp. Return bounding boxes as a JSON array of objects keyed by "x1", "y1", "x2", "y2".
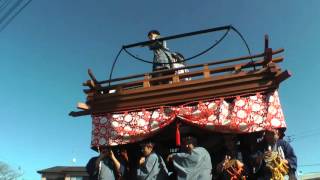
[{"x1": 91, "y1": 90, "x2": 286, "y2": 146}]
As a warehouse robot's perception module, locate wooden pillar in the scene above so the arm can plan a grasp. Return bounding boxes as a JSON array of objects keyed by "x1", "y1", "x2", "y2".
[
  {"x1": 172, "y1": 74, "x2": 180, "y2": 83},
  {"x1": 234, "y1": 65, "x2": 242, "y2": 73},
  {"x1": 203, "y1": 64, "x2": 210, "y2": 78},
  {"x1": 86, "y1": 92, "x2": 94, "y2": 101},
  {"x1": 264, "y1": 34, "x2": 273, "y2": 66},
  {"x1": 115, "y1": 86, "x2": 123, "y2": 94},
  {"x1": 264, "y1": 48, "x2": 273, "y2": 66},
  {"x1": 264, "y1": 34, "x2": 269, "y2": 51},
  {"x1": 143, "y1": 74, "x2": 151, "y2": 87}
]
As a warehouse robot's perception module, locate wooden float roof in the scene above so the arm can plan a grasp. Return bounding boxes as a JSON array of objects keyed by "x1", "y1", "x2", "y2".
[{"x1": 70, "y1": 36, "x2": 291, "y2": 117}]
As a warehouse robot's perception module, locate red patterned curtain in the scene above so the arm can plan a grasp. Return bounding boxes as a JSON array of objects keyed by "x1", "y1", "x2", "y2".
[{"x1": 91, "y1": 90, "x2": 285, "y2": 147}]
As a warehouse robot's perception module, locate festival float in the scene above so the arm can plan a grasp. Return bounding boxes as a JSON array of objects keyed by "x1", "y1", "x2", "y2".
[{"x1": 69, "y1": 25, "x2": 292, "y2": 179}]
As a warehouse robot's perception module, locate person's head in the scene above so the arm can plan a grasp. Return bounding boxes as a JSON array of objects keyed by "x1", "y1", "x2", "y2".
[
  {"x1": 264, "y1": 128, "x2": 280, "y2": 144},
  {"x1": 116, "y1": 146, "x2": 127, "y2": 156},
  {"x1": 141, "y1": 142, "x2": 155, "y2": 156},
  {"x1": 99, "y1": 146, "x2": 109, "y2": 154},
  {"x1": 182, "y1": 136, "x2": 197, "y2": 153},
  {"x1": 223, "y1": 134, "x2": 238, "y2": 151},
  {"x1": 118, "y1": 147, "x2": 129, "y2": 161},
  {"x1": 148, "y1": 30, "x2": 160, "y2": 40},
  {"x1": 119, "y1": 148, "x2": 127, "y2": 156},
  {"x1": 98, "y1": 146, "x2": 111, "y2": 158},
  {"x1": 249, "y1": 151, "x2": 264, "y2": 166}
]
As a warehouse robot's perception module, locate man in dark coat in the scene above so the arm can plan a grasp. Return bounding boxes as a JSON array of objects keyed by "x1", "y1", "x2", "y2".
[{"x1": 263, "y1": 129, "x2": 297, "y2": 180}]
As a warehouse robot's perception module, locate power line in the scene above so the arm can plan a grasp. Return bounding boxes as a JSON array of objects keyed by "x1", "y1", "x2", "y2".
[
  {"x1": 286, "y1": 129, "x2": 320, "y2": 142},
  {"x1": 299, "y1": 163, "x2": 320, "y2": 167},
  {"x1": 0, "y1": 0, "x2": 23, "y2": 24},
  {"x1": 0, "y1": 0, "x2": 32, "y2": 33},
  {"x1": 0, "y1": 0, "x2": 11, "y2": 12},
  {"x1": 288, "y1": 128, "x2": 320, "y2": 136}
]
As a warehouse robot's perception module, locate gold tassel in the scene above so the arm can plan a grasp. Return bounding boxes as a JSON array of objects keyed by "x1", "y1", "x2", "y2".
[{"x1": 265, "y1": 151, "x2": 289, "y2": 180}]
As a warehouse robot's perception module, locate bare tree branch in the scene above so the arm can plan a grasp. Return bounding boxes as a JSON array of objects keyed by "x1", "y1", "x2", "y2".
[{"x1": 0, "y1": 161, "x2": 22, "y2": 180}]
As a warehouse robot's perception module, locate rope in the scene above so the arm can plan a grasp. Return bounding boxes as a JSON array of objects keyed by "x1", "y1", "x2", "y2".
[
  {"x1": 230, "y1": 26, "x2": 255, "y2": 70},
  {"x1": 107, "y1": 26, "x2": 255, "y2": 85},
  {"x1": 108, "y1": 48, "x2": 124, "y2": 86},
  {"x1": 183, "y1": 27, "x2": 230, "y2": 61},
  {"x1": 123, "y1": 48, "x2": 153, "y2": 64},
  {"x1": 122, "y1": 27, "x2": 231, "y2": 65}
]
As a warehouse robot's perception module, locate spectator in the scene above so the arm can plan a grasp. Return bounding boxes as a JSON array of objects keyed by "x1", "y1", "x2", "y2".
[
  {"x1": 86, "y1": 146, "x2": 124, "y2": 180},
  {"x1": 263, "y1": 129, "x2": 297, "y2": 180},
  {"x1": 167, "y1": 136, "x2": 212, "y2": 180},
  {"x1": 137, "y1": 142, "x2": 169, "y2": 180}
]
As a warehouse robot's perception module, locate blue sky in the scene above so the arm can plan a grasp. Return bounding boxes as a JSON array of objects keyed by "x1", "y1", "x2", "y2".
[{"x1": 0, "y1": 0, "x2": 319, "y2": 179}]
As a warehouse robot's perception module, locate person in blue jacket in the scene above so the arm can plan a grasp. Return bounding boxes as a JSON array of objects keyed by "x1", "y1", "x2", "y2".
[
  {"x1": 137, "y1": 142, "x2": 169, "y2": 180},
  {"x1": 167, "y1": 136, "x2": 213, "y2": 180},
  {"x1": 86, "y1": 146, "x2": 125, "y2": 180}
]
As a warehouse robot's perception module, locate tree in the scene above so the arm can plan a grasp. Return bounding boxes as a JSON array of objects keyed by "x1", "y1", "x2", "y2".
[{"x1": 0, "y1": 161, "x2": 22, "y2": 180}]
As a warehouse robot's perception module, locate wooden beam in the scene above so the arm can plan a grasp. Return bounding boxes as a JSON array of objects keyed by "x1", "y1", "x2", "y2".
[
  {"x1": 275, "y1": 70, "x2": 291, "y2": 84},
  {"x1": 88, "y1": 70, "x2": 280, "y2": 113},
  {"x1": 69, "y1": 110, "x2": 91, "y2": 117},
  {"x1": 77, "y1": 102, "x2": 90, "y2": 110},
  {"x1": 83, "y1": 80, "x2": 96, "y2": 89},
  {"x1": 89, "y1": 68, "x2": 273, "y2": 102},
  {"x1": 84, "y1": 56, "x2": 284, "y2": 94},
  {"x1": 71, "y1": 46, "x2": 289, "y2": 116},
  {"x1": 97, "y1": 48, "x2": 284, "y2": 85},
  {"x1": 88, "y1": 69, "x2": 98, "y2": 84},
  {"x1": 91, "y1": 85, "x2": 277, "y2": 114}
]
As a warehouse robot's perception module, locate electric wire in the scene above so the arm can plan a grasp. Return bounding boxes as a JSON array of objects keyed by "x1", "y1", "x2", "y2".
[
  {"x1": 0, "y1": 0, "x2": 23, "y2": 24},
  {"x1": 0, "y1": 0, "x2": 32, "y2": 33},
  {"x1": 299, "y1": 163, "x2": 320, "y2": 167},
  {"x1": 0, "y1": 0, "x2": 11, "y2": 12},
  {"x1": 286, "y1": 129, "x2": 320, "y2": 142},
  {"x1": 289, "y1": 132, "x2": 320, "y2": 142}
]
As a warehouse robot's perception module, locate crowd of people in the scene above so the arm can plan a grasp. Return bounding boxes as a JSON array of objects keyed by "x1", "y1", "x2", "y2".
[{"x1": 86, "y1": 128, "x2": 297, "y2": 180}]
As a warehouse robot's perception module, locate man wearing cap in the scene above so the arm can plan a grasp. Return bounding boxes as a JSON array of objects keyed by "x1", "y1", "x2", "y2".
[
  {"x1": 147, "y1": 30, "x2": 173, "y2": 72},
  {"x1": 167, "y1": 136, "x2": 213, "y2": 180}
]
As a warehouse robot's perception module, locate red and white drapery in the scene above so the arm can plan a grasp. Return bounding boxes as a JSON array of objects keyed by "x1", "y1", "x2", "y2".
[{"x1": 91, "y1": 90, "x2": 286, "y2": 147}]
